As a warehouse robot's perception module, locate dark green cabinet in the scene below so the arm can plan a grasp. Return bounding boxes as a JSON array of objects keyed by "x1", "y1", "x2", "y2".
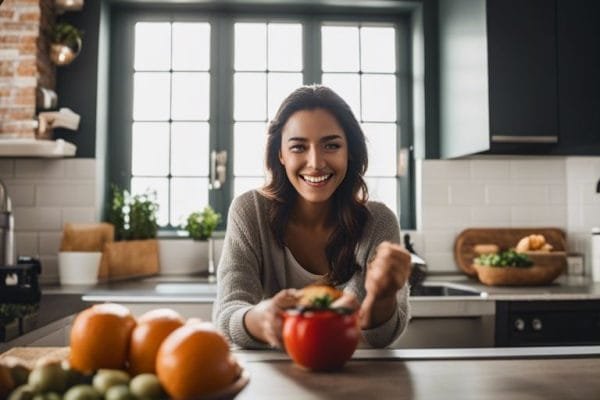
[
  {"x1": 556, "y1": 0, "x2": 600, "y2": 155},
  {"x1": 439, "y1": 0, "x2": 600, "y2": 157}
]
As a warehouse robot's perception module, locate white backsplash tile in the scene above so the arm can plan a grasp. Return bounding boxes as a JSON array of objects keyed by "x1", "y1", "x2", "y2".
[
  {"x1": 470, "y1": 160, "x2": 510, "y2": 179},
  {"x1": 14, "y1": 207, "x2": 62, "y2": 231},
  {"x1": 421, "y1": 183, "x2": 450, "y2": 205},
  {"x1": 64, "y1": 159, "x2": 96, "y2": 178},
  {"x1": 0, "y1": 159, "x2": 14, "y2": 178},
  {"x1": 509, "y1": 159, "x2": 565, "y2": 181},
  {"x1": 449, "y1": 182, "x2": 485, "y2": 205},
  {"x1": 15, "y1": 159, "x2": 65, "y2": 178},
  {"x1": 15, "y1": 232, "x2": 38, "y2": 257},
  {"x1": 39, "y1": 232, "x2": 62, "y2": 255},
  {"x1": 470, "y1": 206, "x2": 512, "y2": 226},
  {"x1": 62, "y1": 207, "x2": 97, "y2": 225},
  {"x1": 5, "y1": 182, "x2": 35, "y2": 206},
  {"x1": 36, "y1": 183, "x2": 96, "y2": 207}
]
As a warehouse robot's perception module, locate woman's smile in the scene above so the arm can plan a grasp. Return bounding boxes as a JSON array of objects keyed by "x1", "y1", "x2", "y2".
[{"x1": 300, "y1": 173, "x2": 334, "y2": 186}]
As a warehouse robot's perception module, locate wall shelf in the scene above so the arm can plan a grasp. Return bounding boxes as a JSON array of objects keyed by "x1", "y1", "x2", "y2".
[{"x1": 0, "y1": 139, "x2": 76, "y2": 158}]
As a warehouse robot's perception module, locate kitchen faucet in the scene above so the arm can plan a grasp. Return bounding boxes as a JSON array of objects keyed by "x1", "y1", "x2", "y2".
[{"x1": 0, "y1": 179, "x2": 15, "y2": 266}]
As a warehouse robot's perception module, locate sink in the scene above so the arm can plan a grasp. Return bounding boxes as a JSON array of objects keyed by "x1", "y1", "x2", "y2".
[
  {"x1": 154, "y1": 283, "x2": 217, "y2": 295},
  {"x1": 410, "y1": 283, "x2": 483, "y2": 297}
]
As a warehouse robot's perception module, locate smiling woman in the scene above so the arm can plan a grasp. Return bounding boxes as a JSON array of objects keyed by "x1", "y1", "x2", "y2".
[{"x1": 213, "y1": 85, "x2": 411, "y2": 350}]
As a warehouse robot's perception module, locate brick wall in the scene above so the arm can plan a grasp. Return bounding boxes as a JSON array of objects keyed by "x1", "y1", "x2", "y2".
[{"x1": 0, "y1": 0, "x2": 55, "y2": 138}]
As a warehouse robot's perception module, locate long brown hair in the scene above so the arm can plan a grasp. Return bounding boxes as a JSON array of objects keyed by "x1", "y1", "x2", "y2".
[{"x1": 261, "y1": 85, "x2": 369, "y2": 285}]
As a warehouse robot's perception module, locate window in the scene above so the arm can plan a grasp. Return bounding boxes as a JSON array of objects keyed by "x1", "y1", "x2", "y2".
[{"x1": 109, "y1": 7, "x2": 412, "y2": 230}]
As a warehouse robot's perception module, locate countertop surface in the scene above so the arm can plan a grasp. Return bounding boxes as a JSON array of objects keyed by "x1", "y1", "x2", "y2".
[
  {"x1": 41, "y1": 273, "x2": 600, "y2": 302},
  {"x1": 3, "y1": 346, "x2": 600, "y2": 399}
]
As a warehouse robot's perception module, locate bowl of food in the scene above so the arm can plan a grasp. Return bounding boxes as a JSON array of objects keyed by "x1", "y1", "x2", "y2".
[
  {"x1": 472, "y1": 249, "x2": 566, "y2": 286},
  {"x1": 283, "y1": 285, "x2": 360, "y2": 371}
]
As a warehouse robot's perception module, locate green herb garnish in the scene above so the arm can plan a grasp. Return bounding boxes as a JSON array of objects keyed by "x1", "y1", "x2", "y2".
[{"x1": 474, "y1": 250, "x2": 533, "y2": 268}]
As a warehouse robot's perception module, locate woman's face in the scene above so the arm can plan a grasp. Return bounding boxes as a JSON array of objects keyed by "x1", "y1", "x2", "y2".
[{"x1": 279, "y1": 108, "x2": 349, "y2": 205}]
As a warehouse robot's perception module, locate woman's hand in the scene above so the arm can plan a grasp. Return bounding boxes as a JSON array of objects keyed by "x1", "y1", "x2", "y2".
[
  {"x1": 244, "y1": 289, "x2": 299, "y2": 348},
  {"x1": 360, "y1": 241, "x2": 411, "y2": 328}
]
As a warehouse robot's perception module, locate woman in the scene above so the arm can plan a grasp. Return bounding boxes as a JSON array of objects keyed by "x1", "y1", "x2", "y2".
[{"x1": 213, "y1": 85, "x2": 411, "y2": 349}]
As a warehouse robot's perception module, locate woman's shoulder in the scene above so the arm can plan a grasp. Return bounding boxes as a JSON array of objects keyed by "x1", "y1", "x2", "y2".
[
  {"x1": 365, "y1": 200, "x2": 397, "y2": 222},
  {"x1": 230, "y1": 189, "x2": 270, "y2": 218}
]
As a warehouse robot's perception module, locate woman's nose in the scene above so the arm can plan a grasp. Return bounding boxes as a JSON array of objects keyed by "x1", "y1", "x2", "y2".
[{"x1": 307, "y1": 146, "x2": 325, "y2": 168}]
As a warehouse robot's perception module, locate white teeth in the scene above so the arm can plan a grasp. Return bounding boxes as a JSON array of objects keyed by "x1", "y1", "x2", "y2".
[{"x1": 302, "y1": 174, "x2": 331, "y2": 183}]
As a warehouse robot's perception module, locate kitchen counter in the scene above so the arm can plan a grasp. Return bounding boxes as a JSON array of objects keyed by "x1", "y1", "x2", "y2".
[{"x1": 3, "y1": 346, "x2": 600, "y2": 399}]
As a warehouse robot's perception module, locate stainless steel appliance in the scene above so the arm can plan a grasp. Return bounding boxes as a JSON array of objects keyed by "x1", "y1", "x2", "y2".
[{"x1": 0, "y1": 179, "x2": 15, "y2": 266}]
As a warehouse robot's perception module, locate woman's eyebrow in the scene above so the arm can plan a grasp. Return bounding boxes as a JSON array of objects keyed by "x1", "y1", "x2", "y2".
[{"x1": 287, "y1": 134, "x2": 343, "y2": 142}]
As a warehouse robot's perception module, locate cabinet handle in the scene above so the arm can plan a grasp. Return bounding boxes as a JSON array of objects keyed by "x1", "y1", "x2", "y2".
[
  {"x1": 491, "y1": 135, "x2": 558, "y2": 144},
  {"x1": 532, "y1": 318, "x2": 543, "y2": 331},
  {"x1": 514, "y1": 318, "x2": 525, "y2": 331}
]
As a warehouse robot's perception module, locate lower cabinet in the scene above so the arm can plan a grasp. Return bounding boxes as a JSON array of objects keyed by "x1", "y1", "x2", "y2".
[
  {"x1": 495, "y1": 300, "x2": 600, "y2": 346},
  {"x1": 392, "y1": 316, "x2": 495, "y2": 348}
]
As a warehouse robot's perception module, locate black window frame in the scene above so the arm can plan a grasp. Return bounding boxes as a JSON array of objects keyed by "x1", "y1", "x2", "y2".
[{"x1": 107, "y1": 3, "x2": 415, "y2": 232}]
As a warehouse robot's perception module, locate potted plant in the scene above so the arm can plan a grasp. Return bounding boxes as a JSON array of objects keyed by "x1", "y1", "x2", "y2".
[
  {"x1": 99, "y1": 186, "x2": 160, "y2": 281},
  {"x1": 184, "y1": 206, "x2": 221, "y2": 241},
  {"x1": 50, "y1": 22, "x2": 84, "y2": 65},
  {"x1": 158, "y1": 206, "x2": 221, "y2": 277}
]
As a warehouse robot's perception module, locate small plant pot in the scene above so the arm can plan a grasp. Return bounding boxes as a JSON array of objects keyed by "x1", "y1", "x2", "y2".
[
  {"x1": 19, "y1": 311, "x2": 39, "y2": 335},
  {"x1": 0, "y1": 320, "x2": 19, "y2": 342},
  {"x1": 50, "y1": 38, "x2": 82, "y2": 66}
]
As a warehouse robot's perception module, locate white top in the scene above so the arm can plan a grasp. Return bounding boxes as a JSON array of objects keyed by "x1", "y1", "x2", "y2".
[{"x1": 283, "y1": 246, "x2": 324, "y2": 289}]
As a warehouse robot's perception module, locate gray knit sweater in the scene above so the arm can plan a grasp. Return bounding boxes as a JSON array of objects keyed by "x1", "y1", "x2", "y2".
[{"x1": 212, "y1": 190, "x2": 410, "y2": 349}]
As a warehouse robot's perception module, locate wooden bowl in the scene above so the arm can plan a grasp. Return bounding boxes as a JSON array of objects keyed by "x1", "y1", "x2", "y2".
[{"x1": 473, "y1": 261, "x2": 566, "y2": 286}]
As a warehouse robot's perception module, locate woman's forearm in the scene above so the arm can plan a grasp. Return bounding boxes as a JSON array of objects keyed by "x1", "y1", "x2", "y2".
[
  {"x1": 359, "y1": 293, "x2": 397, "y2": 329},
  {"x1": 243, "y1": 305, "x2": 269, "y2": 344}
]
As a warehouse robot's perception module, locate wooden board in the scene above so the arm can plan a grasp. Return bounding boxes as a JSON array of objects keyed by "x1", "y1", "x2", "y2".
[
  {"x1": 454, "y1": 228, "x2": 567, "y2": 277},
  {"x1": 0, "y1": 347, "x2": 69, "y2": 369},
  {"x1": 98, "y1": 239, "x2": 159, "y2": 281}
]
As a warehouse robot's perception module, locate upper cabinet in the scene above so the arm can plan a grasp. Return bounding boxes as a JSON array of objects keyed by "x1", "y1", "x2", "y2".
[
  {"x1": 557, "y1": 0, "x2": 600, "y2": 155},
  {"x1": 439, "y1": 0, "x2": 600, "y2": 158}
]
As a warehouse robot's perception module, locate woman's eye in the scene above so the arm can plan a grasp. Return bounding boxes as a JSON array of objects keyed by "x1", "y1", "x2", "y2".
[
  {"x1": 325, "y1": 143, "x2": 341, "y2": 150},
  {"x1": 290, "y1": 145, "x2": 305, "y2": 152}
]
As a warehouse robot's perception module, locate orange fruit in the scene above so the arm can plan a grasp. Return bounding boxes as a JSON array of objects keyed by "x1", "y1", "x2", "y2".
[
  {"x1": 156, "y1": 322, "x2": 238, "y2": 399},
  {"x1": 128, "y1": 308, "x2": 185, "y2": 376},
  {"x1": 69, "y1": 303, "x2": 136, "y2": 373}
]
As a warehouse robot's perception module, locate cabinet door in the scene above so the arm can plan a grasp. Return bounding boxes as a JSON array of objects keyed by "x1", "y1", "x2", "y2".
[
  {"x1": 557, "y1": 0, "x2": 600, "y2": 154},
  {"x1": 487, "y1": 0, "x2": 558, "y2": 143}
]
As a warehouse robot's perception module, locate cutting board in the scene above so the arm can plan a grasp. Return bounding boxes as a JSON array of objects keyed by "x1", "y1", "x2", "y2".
[
  {"x1": 454, "y1": 228, "x2": 567, "y2": 277},
  {"x1": 0, "y1": 347, "x2": 69, "y2": 369}
]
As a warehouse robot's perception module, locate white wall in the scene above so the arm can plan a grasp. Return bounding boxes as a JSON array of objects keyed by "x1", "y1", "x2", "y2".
[
  {"x1": 409, "y1": 156, "x2": 600, "y2": 273},
  {"x1": 2, "y1": 156, "x2": 599, "y2": 282}
]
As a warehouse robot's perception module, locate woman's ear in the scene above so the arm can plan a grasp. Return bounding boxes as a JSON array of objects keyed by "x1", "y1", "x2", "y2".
[{"x1": 278, "y1": 150, "x2": 284, "y2": 165}]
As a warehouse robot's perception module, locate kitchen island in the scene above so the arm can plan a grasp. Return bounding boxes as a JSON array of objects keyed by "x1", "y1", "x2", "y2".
[{"x1": 2, "y1": 346, "x2": 600, "y2": 399}]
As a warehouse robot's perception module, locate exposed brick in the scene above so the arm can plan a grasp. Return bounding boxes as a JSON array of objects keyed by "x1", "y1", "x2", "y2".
[
  {"x1": 19, "y1": 12, "x2": 40, "y2": 23},
  {"x1": 0, "y1": 10, "x2": 16, "y2": 20},
  {"x1": 17, "y1": 60, "x2": 36, "y2": 76},
  {"x1": 0, "y1": 36, "x2": 20, "y2": 45},
  {"x1": 0, "y1": 61, "x2": 16, "y2": 76}
]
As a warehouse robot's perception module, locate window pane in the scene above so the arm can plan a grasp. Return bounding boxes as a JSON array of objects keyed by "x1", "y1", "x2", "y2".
[
  {"x1": 234, "y1": 122, "x2": 267, "y2": 175},
  {"x1": 131, "y1": 177, "x2": 169, "y2": 226},
  {"x1": 360, "y1": 27, "x2": 396, "y2": 73},
  {"x1": 133, "y1": 73, "x2": 170, "y2": 120},
  {"x1": 171, "y1": 177, "x2": 209, "y2": 226},
  {"x1": 268, "y1": 73, "x2": 302, "y2": 119},
  {"x1": 268, "y1": 23, "x2": 302, "y2": 71},
  {"x1": 172, "y1": 23, "x2": 210, "y2": 71},
  {"x1": 132, "y1": 122, "x2": 169, "y2": 176},
  {"x1": 321, "y1": 73, "x2": 360, "y2": 119},
  {"x1": 321, "y1": 26, "x2": 359, "y2": 72},
  {"x1": 234, "y1": 177, "x2": 266, "y2": 198},
  {"x1": 365, "y1": 177, "x2": 397, "y2": 216},
  {"x1": 171, "y1": 72, "x2": 210, "y2": 120},
  {"x1": 134, "y1": 22, "x2": 171, "y2": 71},
  {"x1": 234, "y1": 72, "x2": 267, "y2": 121},
  {"x1": 171, "y1": 122, "x2": 210, "y2": 176},
  {"x1": 362, "y1": 74, "x2": 397, "y2": 122},
  {"x1": 362, "y1": 123, "x2": 396, "y2": 177},
  {"x1": 235, "y1": 23, "x2": 266, "y2": 71}
]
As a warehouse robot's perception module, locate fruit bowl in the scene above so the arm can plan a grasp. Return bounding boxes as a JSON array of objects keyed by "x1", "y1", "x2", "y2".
[
  {"x1": 472, "y1": 262, "x2": 566, "y2": 286},
  {"x1": 196, "y1": 368, "x2": 250, "y2": 400}
]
